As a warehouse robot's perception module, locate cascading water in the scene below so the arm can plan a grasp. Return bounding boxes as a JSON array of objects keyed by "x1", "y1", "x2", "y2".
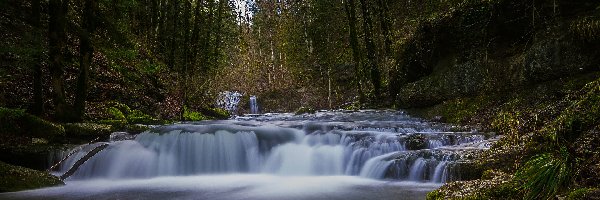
[
  {"x1": 0, "y1": 110, "x2": 500, "y2": 200},
  {"x1": 249, "y1": 95, "x2": 259, "y2": 114},
  {"x1": 53, "y1": 110, "x2": 493, "y2": 184},
  {"x1": 216, "y1": 91, "x2": 242, "y2": 114}
]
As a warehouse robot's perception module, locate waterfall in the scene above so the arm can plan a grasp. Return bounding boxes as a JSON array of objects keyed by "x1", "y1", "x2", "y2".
[
  {"x1": 408, "y1": 158, "x2": 427, "y2": 181},
  {"x1": 249, "y1": 96, "x2": 259, "y2": 114},
  {"x1": 53, "y1": 111, "x2": 492, "y2": 184},
  {"x1": 358, "y1": 152, "x2": 395, "y2": 179},
  {"x1": 216, "y1": 91, "x2": 242, "y2": 114},
  {"x1": 431, "y1": 161, "x2": 447, "y2": 183}
]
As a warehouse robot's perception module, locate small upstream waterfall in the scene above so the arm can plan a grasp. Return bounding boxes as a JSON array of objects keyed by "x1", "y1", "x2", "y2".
[
  {"x1": 249, "y1": 96, "x2": 259, "y2": 114},
  {"x1": 53, "y1": 110, "x2": 493, "y2": 183}
]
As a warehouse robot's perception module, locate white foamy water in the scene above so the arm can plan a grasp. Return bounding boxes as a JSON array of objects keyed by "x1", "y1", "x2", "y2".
[{"x1": 4, "y1": 110, "x2": 495, "y2": 200}]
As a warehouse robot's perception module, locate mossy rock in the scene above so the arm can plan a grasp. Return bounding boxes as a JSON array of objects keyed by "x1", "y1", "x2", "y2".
[
  {"x1": 406, "y1": 134, "x2": 428, "y2": 150},
  {"x1": 201, "y1": 107, "x2": 230, "y2": 120},
  {"x1": 123, "y1": 124, "x2": 150, "y2": 134},
  {"x1": 295, "y1": 106, "x2": 316, "y2": 115},
  {"x1": 63, "y1": 123, "x2": 113, "y2": 140},
  {"x1": 0, "y1": 144, "x2": 70, "y2": 171},
  {"x1": 0, "y1": 107, "x2": 65, "y2": 140},
  {"x1": 427, "y1": 172, "x2": 520, "y2": 200},
  {"x1": 0, "y1": 161, "x2": 63, "y2": 192}
]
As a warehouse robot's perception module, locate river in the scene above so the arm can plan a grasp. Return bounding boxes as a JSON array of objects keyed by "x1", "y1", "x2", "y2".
[{"x1": 0, "y1": 110, "x2": 493, "y2": 200}]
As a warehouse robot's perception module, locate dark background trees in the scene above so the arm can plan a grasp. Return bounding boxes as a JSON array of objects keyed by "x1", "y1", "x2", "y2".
[{"x1": 1, "y1": 0, "x2": 599, "y2": 118}]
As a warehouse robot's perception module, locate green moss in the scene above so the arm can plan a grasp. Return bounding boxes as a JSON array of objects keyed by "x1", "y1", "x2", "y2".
[
  {"x1": 0, "y1": 107, "x2": 65, "y2": 140},
  {"x1": 427, "y1": 171, "x2": 520, "y2": 200},
  {"x1": 426, "y1": 190, "x2": 444, "y2": 200},
  {"x1": 106, "y1": 107, "x2": 126, "y2": 120},
  {"x1": 123, "y1": 124, "x2": 150, "y2": 134},
  {"x1": 0, "y1": 161, "x2": 63, "y2": 192},
  {"x1": 63, "y1": 123, "x2": 113, "y2": 139},
  {"x1": 126, "y1": 110, "x2": 159, "y2": 124},
  {"x1": 103, "y1": 102, "x2": 160, "y2": 124},
  {"x1": 183, "y1": 108, "x2": 208, "y2": 121},
  {"x1": 207, "y1": 107, "x2": 230, "y2": 119},
  {"x1": 199, "y1": 107, "x2": 230, "y2": 120}
]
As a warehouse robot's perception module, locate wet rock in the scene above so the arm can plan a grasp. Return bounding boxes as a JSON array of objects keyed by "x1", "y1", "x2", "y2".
[
  {"x1": 110, "y1": 132, "x2": 136, "y2": 141},
  {"x1": 406, "y1": 134, "x2": 428, "y2": 150},
  {"x1": 0, "y1": 161, "x2": 63, "y2": 192}
]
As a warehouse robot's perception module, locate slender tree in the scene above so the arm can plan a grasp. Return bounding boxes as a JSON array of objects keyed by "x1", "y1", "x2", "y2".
[
  {"x1": 48, "y1": 0, "x2": 70, "y2": 121},
  {"x1": 344, "y1": 0, "x2": 364, "y2": 104},
  {"x1": 74, "y1": 0, "x2": 97, "y2": 121},
  {"x1": 30, "y1": 0, "x2": 44, "y2": 116},
  {"x1": 358, "y1": 0, "x2": 381, "y2": 102}
]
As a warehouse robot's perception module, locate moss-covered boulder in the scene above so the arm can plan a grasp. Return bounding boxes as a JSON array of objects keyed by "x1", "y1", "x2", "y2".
[
  {"x1": 0, "y1": 107, "x2": 65, "y2": 141},
  {"x1": 0, "y1": 161, "x2": 63, "y2": 192},
  {"x1": 406, "y1": 134, "x2": 428, "y2": 150},
  {"x1": 427, "y1": 170, "x2": 520, "y2": 200},
  {"x1": 63, "y1": 123, "x2": 113, "y2": 140}
]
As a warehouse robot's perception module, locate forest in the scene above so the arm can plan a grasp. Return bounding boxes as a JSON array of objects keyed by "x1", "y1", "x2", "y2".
[{"x1": 1, "y1": 0, "x2": 600, "y2": 199}]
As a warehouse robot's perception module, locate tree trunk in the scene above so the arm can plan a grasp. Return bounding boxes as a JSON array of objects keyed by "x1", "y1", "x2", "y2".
[
  {"x1": 31, "y1": 0, "x2": 44, "y2": 116},
  {"x1": 190, "y1": 0, "x2": 203, "y2": 74},
  {"x1": 201, "y1": 0, "x2": 214, "y2": 72},
  {"x1": 48, "y1": 0, "x2": 70, "y2": 121},
  {"x1": 212, "y1": 0, "x2": 226, "y2": 66},
  {"x1": 180, "y1": 0, "x2": 191, "y2": 121},
  {"x1": 74, "y1": 0, "x2": 96, "y2": 122},
  {"x1": 376, "y1": 0, "x2": 398, "y2": 103},
  {"x1": 344, "y1": 0, "x2": 365, "y2": 105},
  {"x1": 359, "y1": 0, "x2": 381, "y2": 102}
]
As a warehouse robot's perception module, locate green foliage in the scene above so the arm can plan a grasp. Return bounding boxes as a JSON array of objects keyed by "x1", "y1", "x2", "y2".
[
  {"x1": 103, "y1": 102, "x2": 159, "y2": 124},
  {"x1": 516, "y1": 147, "x2": 572, "y2": 200},
  {"x1": 126, "y1": 110, "x2": 158, "y2": 124},
  {"x1": 0, "y1": 161, "x2": 63, "y2": 192},
  {"x1": 0, "y1": 107, "x2": 65, "y2": 139},
  {"x1": 204, "y1": 107, "x2": 230, "y2": 120},
  {"x1": 106, "y1": 107, "x2": 126, "y2": 120},
  {"x1": 426, "y1": 189, "x2": 443, "y2": 200},
  {"x1": 183, "y1": 108, "x2": 208, "y2": 121}
]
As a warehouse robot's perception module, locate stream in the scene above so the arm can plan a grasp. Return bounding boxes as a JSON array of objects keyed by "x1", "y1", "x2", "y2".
[{"x1": 0, "y1": 110, "x2": 495, "y2": 200}]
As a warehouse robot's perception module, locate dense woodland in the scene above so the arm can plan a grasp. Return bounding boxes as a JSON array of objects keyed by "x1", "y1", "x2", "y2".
[{"x1": 1, "y1": 0, "x2": 600, "y2": 199}]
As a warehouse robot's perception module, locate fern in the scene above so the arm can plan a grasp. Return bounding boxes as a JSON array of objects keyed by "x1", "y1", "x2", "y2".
[{"x1": 516, "y1": 147, "x2": 572, "y2": 200}]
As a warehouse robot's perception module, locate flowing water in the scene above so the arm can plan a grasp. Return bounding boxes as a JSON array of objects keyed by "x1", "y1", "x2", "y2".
[{"x1": 0, "y1": 110, "x2": 495, "y2": 200}]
